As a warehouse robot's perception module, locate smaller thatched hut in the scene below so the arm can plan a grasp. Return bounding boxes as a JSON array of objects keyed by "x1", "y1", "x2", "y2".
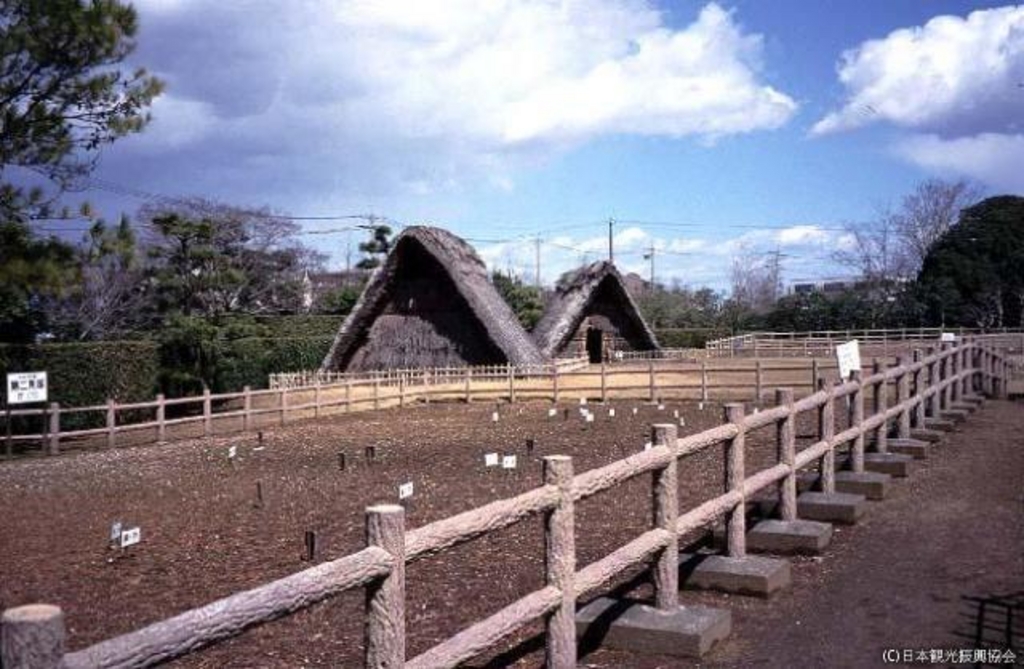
[
  {"x1": 533, "y1": 261, "x2": 659, "y2": 362},
  {"x1": 320, "y1": 226, "x2": 546, "y2": 372}
]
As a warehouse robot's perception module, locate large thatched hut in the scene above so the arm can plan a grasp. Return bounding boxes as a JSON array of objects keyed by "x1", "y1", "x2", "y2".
[
  {"x1": 320, "y1": 226, "x2": 546, "y2": 372},
  {"x1": 533, "y1": 261, "x2": 659, "y2": 362}
]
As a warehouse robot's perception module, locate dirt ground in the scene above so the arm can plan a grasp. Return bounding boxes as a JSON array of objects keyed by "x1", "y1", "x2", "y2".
[{"x1": 0, "y1": 397, "x2": 1019, "y2": 667}]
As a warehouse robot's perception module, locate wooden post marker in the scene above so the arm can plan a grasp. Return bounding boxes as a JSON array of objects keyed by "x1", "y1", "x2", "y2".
[
  {"x1": 724, "y1": 403, "x2": 746, "y2": 557},
  {"x1": 365, "y1": 505, "x2": 406, "y2": 669},
  {"x1": 106, "y1": 399, "x2": 116, "y2": 449},
  {"x1": 156, "y1": 394, "x2": 167, "y2": 443},
  {"x1": 872, "y1": 359, "x2": 888, "y2": 453},
  {"x1": 543, "y1": 456, "x2": 575, "y2": 669},
  {"x1": 1, "y1": 604, "x2": 65, "y2": 669},
  {"x1": 850, "y1": 371, "x2": 865, "y2": 474},
  {"x1": 817, "y1": 378, "x2": 835, "y2": 494},
  {"x1": 202, "y1": 388, "x2": 212, "y2": 437},
  {"x1": 652, "y1": 424, "x2": 679, "y2": 610},
  {"x1": 775, "y1": 388, "x2": 797, "y2": 520},
  {"x1": 896, "y1": 355, "x2": 911, "y2": 439}
]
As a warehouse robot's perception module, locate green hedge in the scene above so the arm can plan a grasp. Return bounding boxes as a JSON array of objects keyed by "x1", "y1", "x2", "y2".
[
  {"x1": 0, "y1": 341, "x2": 160, "y2": 407},
  {"x1": 655, "y1": 328, "x2": 729, "y2": 349}
]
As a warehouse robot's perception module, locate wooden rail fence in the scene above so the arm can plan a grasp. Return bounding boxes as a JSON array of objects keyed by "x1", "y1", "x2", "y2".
[
  {"x1": 2, "y1": 356, "x2": 875, "y2": 457},
  {"x1": 0, "y1": 339, "x2": 1008, "y2": 668}
]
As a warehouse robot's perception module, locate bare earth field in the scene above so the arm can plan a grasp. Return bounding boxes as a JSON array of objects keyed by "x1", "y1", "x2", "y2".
[{"x1": 0, "y1": 397, "x2": 1020, "y2": 667}]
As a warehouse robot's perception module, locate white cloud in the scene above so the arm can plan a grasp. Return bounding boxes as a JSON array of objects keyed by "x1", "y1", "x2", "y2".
[
  {"x1": 813, "y1": 6, "x2": 1024, "y2": 137},
  {"x1": 774, "y1": 224, "x2": 829, "y2": 245},
  {"x1": 118, "y1": 1, "x2": 795, "y2": 200},
  {"x1": 894, "y1": 132, "x2": 1024, "y2": 192}
]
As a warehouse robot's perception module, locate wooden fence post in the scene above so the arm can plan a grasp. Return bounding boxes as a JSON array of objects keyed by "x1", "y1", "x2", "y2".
[
  {"x1": 754, "y1": 360, "x2": 763, "y2": 404},
  {"x1": 156, "y1": 394, "x2": 167, "y2": 443},
  {"x1": 242, "y1": 386, "x2": 252, "y2": 432},
  {"x1": 896, "y1": 355, "x2": 910, "y2": 440},
  {"x1": 464, "y1": 367, "x2": 471, "y2": 404},
  {"x1": 775, "y1": 388, "x2": 797, "y2": 520},
  {"x1": 314, "y1": 381, "x2": 322, "y2": 419},
  {"x1": 47, "y1": 403, "x2": 59, "y2": 456},
  {"x1": 508, "y1": 365, "x2": 516, "y2": 404},
  {"x1": 399, "y1": 373, "x2": 406, "y2": 409},
  {"x1": 648, "y1": 360, "x2": 656, "y2": 402},
  {"x1": 817, "y1": 379, "x2": 835, "y2": 494},
  {"x1": 811, "y1": 358, "x2": 819, "y2": 391},
  {"x1": 1, "y1": 604, "x2": 66, "y2": 669},
  {"x1": 912, "y1": 350, "x2": 925, "y2": 428},
  {"x1": 927, "y1": 350, "x2": 940, "y2": 418},
  {"x1": 345, "y1": 378, "x2": 352, "y2": 413},
  {"x1": 949, "y1": 344, "x2": 960, "y2": 403},
  {"x1": 850, "y1": 371, "x2": 865, "y2": 474},
  {"x1": 600, "y1": 362, "x2": 607, "y2": 403},
  {"x1": 106, "y1": 399, "x2": 117, "y2": 449},
  {"x1": 203, "y1": 388, "x2": 212, "y2": 437},
  {"x1": 700, "y1": 360, "x2": 708, "y2": 402},
  {"x1": 365, "y1": 505, "x2": 405, "y2": 669},
  {"x1": 552, "y1": 365, "x2": 560, "y2": 403},
  {"x1": 872, "y1": 359, "x2": 888, "y2": 453},
  {"x1": 373, "y1": 376, "x2": 381, "y2": 411},
  {"x1": 651, "y1": 424, "x2": 679, "y2": 610},
  {"x1": 724, "y1": 403, "x2": 746, "y2": 557},
  {"x1": 280, "y1": 388, "x2": 289, "y2": 425},
  {"x1": 543, "y1": 456, "x2": 576, "y2": 669},
  {"x1": 940, "y1": 343, "x2": 952, "y2": 410}
]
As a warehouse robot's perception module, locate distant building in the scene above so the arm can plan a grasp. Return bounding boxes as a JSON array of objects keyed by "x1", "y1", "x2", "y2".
[{"x1": 301, "y1": 270, "x2": 368, "y2": 311}]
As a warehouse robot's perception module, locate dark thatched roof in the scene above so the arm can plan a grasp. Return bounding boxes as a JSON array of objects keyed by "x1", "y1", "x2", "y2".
[
  {"x1": 320, "y1": 226, "x2": 546, "y2": 371},
  {"x1": 532, "y1": 260, "x2": 659, "y2": 357}
]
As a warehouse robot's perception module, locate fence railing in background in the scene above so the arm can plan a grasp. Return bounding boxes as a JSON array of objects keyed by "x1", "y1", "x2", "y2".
[
  {"x1": 0, "y1": 340, "x2": 1006, "y2": 668},
  {"x1": 5, "y1": 344, "x2": 1016, "y2": 458},
  {"x1": 704, "y1": 327, "x2": 1024, "y2": 358}
]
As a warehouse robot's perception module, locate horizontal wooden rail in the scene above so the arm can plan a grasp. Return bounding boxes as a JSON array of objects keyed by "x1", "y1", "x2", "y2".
[{"x1": 2, "y1": 339, "x2": 1006, "y2": 669}]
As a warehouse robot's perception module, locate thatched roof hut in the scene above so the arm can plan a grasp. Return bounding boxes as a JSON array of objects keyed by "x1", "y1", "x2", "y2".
[
  {"x1": 321, "y1": 226, "x2": 546, "y2": 372},
  {"x1": 533, "y1": 261, "x2": 659, "y2": 362}
]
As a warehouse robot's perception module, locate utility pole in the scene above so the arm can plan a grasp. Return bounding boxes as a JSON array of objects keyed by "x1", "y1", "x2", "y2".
[
  {"x1": 608, "y1": 217, "x2": 614, "y2": 264},
  {"x1": 534, "y1": 236, "x2": 542, "y2": 288},
  {"x1": 643, "y1": 245, "x2": 655, "y2": 293}
]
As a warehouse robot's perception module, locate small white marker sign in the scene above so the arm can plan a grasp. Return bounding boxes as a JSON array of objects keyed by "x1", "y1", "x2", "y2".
[
  {"x1": 632, "y1": 407, "x2": 638, "y2": 416},
  {"x1": 673, "y1": 409, "x2": 679, "y2": 418},
  {"x1": 940, "y1": 332, "x2": 957, "y2": 343},
  {"x1": 398, "y1": 482, "x2": 414, "y2": 499},
  {"x1": 502, "y1": 455, "x2": 517, "y2": 469},
  {"x1": 548, "y1": 408, "x2": 557, "y2": 417},
  {"x1": 120, "y1": 527, "x2": 141, "y2": 548},
  {"x1": 657, "y1": 404, "x2": 665, "y2": 411},
  {"x1": 110, "y1": 521, "x2": 123, "y2": 542},
  {"x1": 643, "y1": 441, "x2": 653, "y2": 451},
  {"x1": 585, "y1": 413, "x2": 594, "y2": 423},
  {"x1": 6, "y1": 371, "x2": 47, "y2": 405},
  {"x1": 484, "y1": 452, "x2": 499, "y2": 467},
  {"x1": 698, "y1": 402, "x2": 704, "y2": 411},
  {"x1": 835, "y1": 339, "x2": 862, "y2": 380},
  {"x1": 228, "y1": 445, "x2": 237, "y2": 459},
  {"x1": 679, "y1": 417, "x2": 686, "y2": 427},
  {"x1": 491, "y1": 411, "x2": 499, "y2": 423},
  {"x1": 608, "y1": 408, "x2": 616, "y2": 417},
  {"x1": 579, "y1": 397, "x2": 587, "y2": 405}
]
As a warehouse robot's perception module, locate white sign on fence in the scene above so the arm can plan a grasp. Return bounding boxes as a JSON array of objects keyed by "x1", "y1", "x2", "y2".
[
  {"x1": 484, "y1": 453, "x2": 499, "y2": 467},
  {"x1": 120, "y1": 527, "x2": 141, "y2": 548},
  {"x1": 502, "y1": 455, "x2": 517, "y2": 469},
  {"x1": 6, "y1": 372, "x2": 47, "y2": 405},
  {"x1": 941, "y1": 332, "x2": 957, "y2": 342},
  {"x1": 836, "y1": 340, "x2": 861, "y2": 380},
  {"x1": 398, "y1": 482, "x2": 414, "y2": 499}
]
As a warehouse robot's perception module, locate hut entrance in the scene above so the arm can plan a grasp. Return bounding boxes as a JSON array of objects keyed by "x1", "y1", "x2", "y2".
[{"x1": 585, "y1": 327, "x2": 604, "y2": 363}]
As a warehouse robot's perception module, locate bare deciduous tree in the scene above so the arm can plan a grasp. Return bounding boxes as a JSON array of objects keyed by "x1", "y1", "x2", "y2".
[{"x1": 833, "y1": 178, "x2": 982, "y2": 283}]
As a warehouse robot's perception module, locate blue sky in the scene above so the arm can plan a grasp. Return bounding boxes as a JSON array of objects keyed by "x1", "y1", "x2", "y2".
[{"x1": 45, "y1": 1, "x2": 1024, "y2": 290}]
